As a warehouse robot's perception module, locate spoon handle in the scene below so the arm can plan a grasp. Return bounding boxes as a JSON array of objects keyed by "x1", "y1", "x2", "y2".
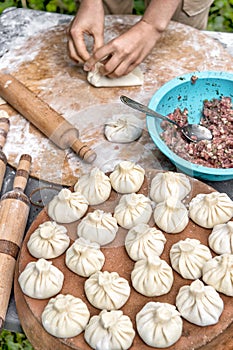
[{"x1": 120, "y1": 95, "x2": 178, "y2": 126}]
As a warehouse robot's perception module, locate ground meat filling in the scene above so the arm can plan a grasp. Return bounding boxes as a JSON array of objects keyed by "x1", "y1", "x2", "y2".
[{"x1": 160, "y1": 96, "x2": 233, "y2": 168}]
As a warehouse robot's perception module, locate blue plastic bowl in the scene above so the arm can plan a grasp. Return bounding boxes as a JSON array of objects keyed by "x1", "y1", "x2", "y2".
[{"x1": 147, "y1": 71, "x2": 233, "y2": 181}]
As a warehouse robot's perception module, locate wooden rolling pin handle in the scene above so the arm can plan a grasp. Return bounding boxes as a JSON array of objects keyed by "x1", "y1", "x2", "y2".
[
  {"x1": 13, "y1": 154, "x2": 32, "y2": 192},
  {"x1": 0, "y1": 73, "x2": 96, "y2": 162},
  {"x1": 0, "y1": 151, "x2": 7, "y2": 192},
  {"x1": 71, "y1": 139, "x2": 97, "y2": 163},
  {"x1": 0, "y1": 116, "x2": 10, "y2": 150}
]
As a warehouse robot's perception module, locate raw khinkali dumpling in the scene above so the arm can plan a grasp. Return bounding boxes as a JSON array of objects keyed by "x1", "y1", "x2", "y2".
[
  {"x1": 74, "y1": 167, "x2": 111, "y2": 205},
  {"x1": 176, "y1": 279, "x2": 224, "y2": 326},
  {"x1": 150, "y1": 171, "x2": 191, "y2": 203},
  {"x1": 77, "y1": 209, "x2": 118, "y2": 246},
  {"x1": 104, "y1": 114, "x2": 143, "y2": 143},
  {"x1": 136, "y1": 302, "x2": 183, "y2": 348},
  {"x1": 84, "y1": 271, "x2": 130, "y2": 310},
  {"x1": 18, "y1": 258, "x2": 64, "y2": 299},
  {"x1": 153, "y1": 197, "x2": 189, "y2": 233},
  {"x1": 202, "y1": 254, "x2": 233, "y2": 296},
  {"x1": 41, "y1": 294, "x2": 90, "y2": 338},
  {"x1": 84, "y1": 310, "x2": 135, "y2": 350},
  {"x1": 131, "y1": 256, "x2": 173, "y2": 296},
  {"x1": 189, "y1": 192, "x2": 233, "y2": 228},
  {"x1": 65, "y1": 237, "x2": 105, "y2": 277},
  {"x1": 27, "y1": 221, "x2": 70, "y2": 259},
  {"x1": 114, "y1": 193, "x2": 152, "y2": 229},
  {"x1": 170, "y1": 238, "x2": 212, "y2": 279},
  {"x1": 208, "y1": 221, "x2": 233, "y2": 254},
  {"x1": 47, "y1": 188, "x2": 88, "y2": 224},
  {"x1": 125, "y1": 223, "x2": 166, "y2": 261},
  {"x1": 109, "y1": 161, "x2": 145, "y2": 193}
]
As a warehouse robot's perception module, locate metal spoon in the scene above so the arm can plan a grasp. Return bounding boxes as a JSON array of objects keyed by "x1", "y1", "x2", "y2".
[{"x1": 120, "y1": 95, "x2": 212, "y2": 142}]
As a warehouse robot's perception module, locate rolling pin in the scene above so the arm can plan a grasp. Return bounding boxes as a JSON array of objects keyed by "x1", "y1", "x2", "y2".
[
  {"x1": 0, "y1": 111, "x2": 10, "y2": 192},
  {"x1": 0, "y1": 72, "x2": 96, "y2": 163},
  {"x1": 0, "y1": 154, "x2": 31, "y2": 330}
]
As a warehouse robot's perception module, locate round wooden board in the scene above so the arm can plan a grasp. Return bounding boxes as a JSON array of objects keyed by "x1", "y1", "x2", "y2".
[
  {"x1": 14, "y1": 170, "x2": 233, "y2": 350},
  {"x1": 1, "y1": 14, "x2": 233, "y2": 186}
]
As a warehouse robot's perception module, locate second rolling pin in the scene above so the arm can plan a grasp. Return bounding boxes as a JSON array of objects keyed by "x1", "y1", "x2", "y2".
[{"x1": 0, "y1": 72, "x2": 96, "y2": 163}]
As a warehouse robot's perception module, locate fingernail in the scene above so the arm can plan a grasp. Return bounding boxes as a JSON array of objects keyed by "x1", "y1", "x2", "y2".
[{"x1": 83, "y1": 63, "x2": 91, "y2": 72}]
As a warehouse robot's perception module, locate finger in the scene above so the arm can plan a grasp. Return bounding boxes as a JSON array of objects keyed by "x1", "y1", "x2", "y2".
[
  {"x1": 67, "y1": 40, "x2": 84, "y2": 63},
  {"x1": 83, "y1": 44, "x2": 114, "y2": 71}
]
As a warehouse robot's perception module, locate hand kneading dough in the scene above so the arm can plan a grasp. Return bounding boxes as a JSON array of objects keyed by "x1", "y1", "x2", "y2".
[
  {"x1": 84, "y1": 271, "x2": 130, "y2": 310},
  {"x1": 110, "y1": 160, "x2": 145, "y2": 193},
  {"x1": 84, "y1": 310, "x2": 135, "y2": 350},
  {"x1": 65, "y1": 237, "x2": 105, "y2": 277},
  {"x1": 27, "y1": 221, "x2": 70, "y2": 259},
  {"x1": 42, "y1": 294, "x2": 90, "y2": 338},
  {"x1": 47, "y1": 188, "x2": 88, "y2": 224},
  {"x1": 104, "y1": 114, "x2": 143, "y2": 143},
  {"x1": 87, "y1": 63, "x2": 143, "y2": 87},
  {"x1": 18, "y1": 258, "x2": 64, "y2": 299},
  {"x1": 176, "y1": 279, "x2": 224, "y2": 326},
  {"x1": 189, "y1": 192, "x2": 233, "y2": 228},
  {"x1": 74, "y1": 167, "x2": 111, "y2": 205},
  {"x1": 136, "y1": 302, "x2": 183, "y2": 348},
  {"x1": 202, "y1": 254, "x2": 233, "y2": 296}
]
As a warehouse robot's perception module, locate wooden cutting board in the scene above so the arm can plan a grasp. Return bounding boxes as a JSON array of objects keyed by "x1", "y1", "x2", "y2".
[
  {"x1": 1, "y1": 15, "x2": 233, "y2": 186},
  {"x1": 14, "y1": 169, "x2": 233, "y2": 350}
]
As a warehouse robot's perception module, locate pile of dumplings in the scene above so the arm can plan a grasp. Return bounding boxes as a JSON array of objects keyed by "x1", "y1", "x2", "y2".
[{"x1": 18, "y1": 160, "x2": 233, "y2": 349}]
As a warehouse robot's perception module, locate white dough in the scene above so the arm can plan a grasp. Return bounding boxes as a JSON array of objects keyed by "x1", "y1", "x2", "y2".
[
  {"x1": 104, "y1": 114, "x2": 143, "y2": 143},
  {"x1": 150, "y1": 171, "x2": 191, "y2": 203},
  {"x1": 136, "y1": 302, "x2": 183, "y2": 348},
  {"x1": 47, "y1": 188, "x2": 88, "y2": 224},
  {"x1": 77, "y1": 209, "x2": 118, "y2": 246},
  {"x1": 153, "y1": 197, "x2": 189, "y2": 233},
  {"x1": 27, "y1": 221, "x2": 70, "y2": 259},
  {"x1": 131, "y1": 256, "x2": 174, "y2": 297},
  {"x1": 176, "y1": 279, "x2": 224, "y2": 326},
  {"x1": 208, "y1": 221, "x2": 233, "y2": 254},
  {"x1": 18, "y1": 258, "x2": 64, "y2": 299},
  {"x1": 84, "y1": 310, "x2": 135, "y2": 350},
  {"x1": 65, "y1": 237, "x2": 105, "y2": 277},
  {"x1": 42, "y1": 294, "x2": 90, "y2": 338},
  {"x1": 84, "y1": 271, "x2": 130, "y2": 310},
  {"x1": 74, "y1": 167, "x2": 111, "y2": 205},
  {"x1": 87, "y1": 63, "x2": 143, "y2": 87},
  {"x1": 189, "y1": 192, "x2": 233, "y2": 228},
  {"x1": 202, "y1": 254, "x2": 233, "y2": 296},
  {"x1": 114, "y1": 193, "x2": 152, "y2": 229},
  {"x1": 125, "y1": 223, "x2": 166, "y2": 261},
  {"x1": 170, "y1": 238, "x2": 212, "y2": 279},
  {"x1": 109, "y1": 160, "x2": 145, "y2": 193},
  {"x1": 0, "y1": 109, "x2": 9, "y2": 117}
]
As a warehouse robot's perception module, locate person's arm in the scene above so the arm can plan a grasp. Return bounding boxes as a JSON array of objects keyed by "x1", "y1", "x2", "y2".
[
  {"x1": 84, "y1": 0, "x2": 181, "y2": 77},
  {"x1": 67, "y1": 0, "x2": 105, "y2": 63}
]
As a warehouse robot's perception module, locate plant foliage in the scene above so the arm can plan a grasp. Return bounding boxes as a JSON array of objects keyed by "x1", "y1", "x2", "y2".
[{"x1": 0, "y1": 330, "x2": 34, "y2": 349}]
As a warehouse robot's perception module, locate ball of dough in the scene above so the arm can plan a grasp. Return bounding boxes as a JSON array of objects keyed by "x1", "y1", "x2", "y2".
[
  {"x1": 65, "y1": 237, "x2": 105, "y2": 277},
  {"x1": 77, "y1": 209, "x2": 118, "y2": 246},
  {"x1": 42, "y1": 294, "x2": 90, "y2": 338},
  {"x1": 150, "y1": 171, "x2": 191, "y2": 203},
  {"x1": 125, "y1": 223, "x2": 166, "y2": 261},
  {"x1": 202, "y1": 254, "x2": 233, "y2": 296},
  {"x1": 84, "y1": 271, "x2": 130, "y2": 310},
  {"x1": 74, "y1": 167, "x2": 111, "y2": 205},
  {"x1": 84, "y1": 310, "x2": 135, "y2": 350},
  {"x1": 109, "y1": 160, "x2": 145, "y2": 193},
  {"x1": 176, "y1": 279, "x2": 224, "y2": 326},
  {"x1": 153, "y1": 197, "x2": 189, "y2": 233},
  {"x1": 208, "y1": 221, "x2": 233, "y2": 254},
  {"x1": 114, "y1": 193, "x2": 152, "y2": 229},
  {"x1": 47, "y1": 188, "x2": 88, "y2": 224},
  {"x1": 189, "y1": 192, "x2": 233, "y2": 228},
  {"x1": 170, "y1": 238, "x2": 212, "y2": 279},
  {"x1": 18, "y1": 258, "x2": 64, "y2": 299},
  {"x1": 27, "y1": 221, "x2": 70, "y2": 259},
  {"x1": 131, "y1": 256, "x2": 174, "y2": 297},
  {"x1": 105, "y1": 114, "x2": 143, "y2": 143},
  {"x1": 136, "y1": 302, "x2": 183, "y2": 348}
]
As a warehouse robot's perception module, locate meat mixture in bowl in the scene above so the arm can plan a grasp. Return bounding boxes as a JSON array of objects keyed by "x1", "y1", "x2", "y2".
[{"x1": 161, "y1": 96, "x2": 233, "y2": 168}]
